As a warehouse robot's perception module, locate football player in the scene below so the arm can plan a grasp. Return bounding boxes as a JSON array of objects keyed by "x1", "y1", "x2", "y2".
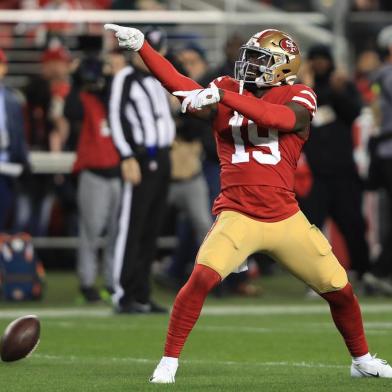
[{"x1": 105, "y1": 24, "x2": 392, "y2": 383}]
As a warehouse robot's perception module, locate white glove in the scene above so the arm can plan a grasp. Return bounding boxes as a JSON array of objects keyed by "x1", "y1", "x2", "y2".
[
  {"x1": 173, "y1": 85, "x2": 221, "y2": 113},
  {"x1": 104, "y1": 23, "x2": 144, "y2": 51},
  {"x1": 173, "y1": 89, "x2": 203, "y2": 113}
]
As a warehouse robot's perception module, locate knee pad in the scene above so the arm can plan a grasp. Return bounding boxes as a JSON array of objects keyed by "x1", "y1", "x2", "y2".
[
  {"x1": 317, "y1": 265, "x2": 348, "y2": 294},
  {"x1": 196, "y1": 217, "x2": 247, "y2": 279}
]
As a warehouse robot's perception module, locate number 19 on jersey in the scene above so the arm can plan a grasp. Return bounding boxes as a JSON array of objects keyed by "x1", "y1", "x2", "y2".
[{"x1": 230, "y1": 113, "x2": 281, "y2": 165}]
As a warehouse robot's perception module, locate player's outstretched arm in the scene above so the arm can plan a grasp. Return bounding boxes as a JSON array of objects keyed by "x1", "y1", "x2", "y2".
[
  {"x1": 104, "y1": 24, "x2": 201, "y2": 93},
  {"x1": 219, "y1": 89, "x2": 310, "y2": 133},
  {"x1": 175, "y1": 85, "x2": 310, "y2": 133}
]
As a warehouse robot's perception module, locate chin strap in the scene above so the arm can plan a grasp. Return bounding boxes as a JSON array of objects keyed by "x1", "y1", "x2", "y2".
[
  {"x1": 239, "y1": 80, "x2": 244, "y2": 95},
  {"x1": 233, "y1": 81, "x2": 244, "y2": 128}
]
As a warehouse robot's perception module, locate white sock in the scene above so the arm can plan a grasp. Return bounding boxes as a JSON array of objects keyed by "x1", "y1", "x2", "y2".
[
  {"x1": 160, "y1": 356, "x2": 178, "y2": 367},
  {"x1": 353, "y1": 353, "x2": 372, "y2": 363}
]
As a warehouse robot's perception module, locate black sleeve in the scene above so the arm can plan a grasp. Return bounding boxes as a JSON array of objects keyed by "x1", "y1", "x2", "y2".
[
  {"x1": 64, "y1": 88, "x2": 84, "y2": 122},
  {"x1": 330, "y1": 81, "x2": 362, "y2": 126}
]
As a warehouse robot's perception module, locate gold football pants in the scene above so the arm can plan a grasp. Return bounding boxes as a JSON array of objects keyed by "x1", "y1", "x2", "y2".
[{"x1": 196, "y1": 210, "x2": 347, "y2": 293}]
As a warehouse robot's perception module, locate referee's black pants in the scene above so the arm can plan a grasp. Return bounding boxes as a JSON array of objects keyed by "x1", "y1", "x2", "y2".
[
  {"x1": 113, "y1": 149, "x2": 171, "y2": 307},
  {"x1": 298, "y1": 173, "x2": 370, "y2": 279}
]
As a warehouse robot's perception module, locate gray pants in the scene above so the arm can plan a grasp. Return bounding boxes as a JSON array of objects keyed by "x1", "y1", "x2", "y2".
[
  {"x1": 77, "y1": 170, "x2": 121, "y2": 288},
  {"x1": 168, "y1": 174, "x2": 213, "y2": 244}
]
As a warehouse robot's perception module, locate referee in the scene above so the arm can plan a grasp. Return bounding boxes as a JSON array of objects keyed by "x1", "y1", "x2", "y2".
[{"x1": 109, "y1": 28, "x2": 175, "y2": 313}]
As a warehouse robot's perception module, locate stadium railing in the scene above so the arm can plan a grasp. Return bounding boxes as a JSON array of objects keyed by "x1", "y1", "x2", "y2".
[{"x1": 26, "y1": 152, "x2": 177, "y2": 250}]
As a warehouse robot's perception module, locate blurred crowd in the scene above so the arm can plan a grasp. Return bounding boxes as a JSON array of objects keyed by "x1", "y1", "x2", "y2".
[
  {"x1": 1, "y1": 3, "x2": 392, "y2": 307},
  {"x1": 263, "y1": 0, "x2": 392, "y2": 12},
  {"x1": 1, "y1": 0, "x2": 392, "y2": 11},
  {"x1": 0, "y1": 0, "x2": 165, "y2": 10}
]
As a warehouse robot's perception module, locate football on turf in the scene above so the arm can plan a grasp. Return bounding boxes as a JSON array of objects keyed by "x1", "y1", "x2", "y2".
[{"x1": 0, "y1": 315, "x2": 40, "y2": 362}]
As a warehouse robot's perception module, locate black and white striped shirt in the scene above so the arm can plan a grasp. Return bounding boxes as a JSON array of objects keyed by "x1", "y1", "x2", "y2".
[{"x1": 109, "y1": 65, "x2": 175, "y2": 159}]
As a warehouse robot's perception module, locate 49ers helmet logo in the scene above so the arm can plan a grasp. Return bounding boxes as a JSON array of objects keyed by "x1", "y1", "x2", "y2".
[{"x1": 279, "y1": 38, "x2": 299, "y2": 54}]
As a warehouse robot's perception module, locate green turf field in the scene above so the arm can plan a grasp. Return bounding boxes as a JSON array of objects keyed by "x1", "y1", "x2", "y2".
[{"x1": 0, "y1": 272, "x2": 391, "y2": 391}]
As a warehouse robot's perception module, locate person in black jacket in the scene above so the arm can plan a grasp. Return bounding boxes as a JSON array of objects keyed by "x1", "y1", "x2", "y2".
[{"x1": 298, "y1": 44, "x2": 371, "y2": 286}]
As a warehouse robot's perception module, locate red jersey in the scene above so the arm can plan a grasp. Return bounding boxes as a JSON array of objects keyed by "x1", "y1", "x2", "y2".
[
  {"x1": 73, "y1": 92, "x2": 120, "y2": 173},
  {"x1": 137, "y1": 42, "x2": 317, "y2": 222},
  {"x1": 210, "y1": 77, "x2": 317, "y2": 222}
]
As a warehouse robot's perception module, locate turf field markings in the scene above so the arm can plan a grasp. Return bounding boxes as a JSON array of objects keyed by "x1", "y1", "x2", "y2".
[
  {"x1": 197, "y1": 325, "x2": 391, "y2": 335},
  {"x1": 32, "y1": 320, "x2": 344, "y2": 334},
  {"x1": 14, "y1": 318, "x2": 392, "y2": 336},
  {"x1": 0, "y1": 308, "x2": 113, "y2": 319},
  {"x1": 32, "y1": 353, "x2": 347, "y2": 369},
  {"x1": 305, "y1": 321, "x2": 392, "y2": 335},
  {"x1": 365, "y1": 331, "x2": 390, "y2": 335},
  {"x1": 308, "y1": 321, "x2": 392, "y2": 329},
  {"x1": 182, "y1": 325, "x2": 274, "y2": 333},
  {"x1": 44, "y1": 320, "x2": 276, "y2": 333},
  {"x1": 1, "y1": 303, "x2": 392, "y2": 319},
  {"x1": 202, "y1": 303, "x2": 392, "y2": 316},
  {"x1": 366, "y1": 322, "x2": 392, "y2": 328},
  {"x1": 43, "y1": 320, "x2": 153, "y2": 330}
]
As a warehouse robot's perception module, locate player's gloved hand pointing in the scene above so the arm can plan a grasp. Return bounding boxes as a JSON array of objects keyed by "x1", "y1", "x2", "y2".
[
  {"x1": 173, "y1": 85, "x2": 221, "y2": 113},
  {"x1": 104, "y1": 24, "x2": 144, "y2": 51},
  {"x1": 173, "y1": 89, "x2": 203, "y2": 113}
]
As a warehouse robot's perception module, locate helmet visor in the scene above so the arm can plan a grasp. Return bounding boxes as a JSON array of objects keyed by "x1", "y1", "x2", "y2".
[
  {"x1": 234, "y1": 45, "x2": 287, "y2": 86},
  {"x1": 234, "y1": 46, "x2": 274, "y2": 83}
]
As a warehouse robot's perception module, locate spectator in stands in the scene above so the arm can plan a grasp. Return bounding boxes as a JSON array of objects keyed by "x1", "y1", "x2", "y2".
[
  {"x1": 0, "y1": 48, "x2": 29, "y2": 231},
  {"x1": 25, "y1": 46, "x2": 72, "y2": 150},
  {"x1": 298, "y1": 44, "x2": 371, "y2": 288},
  {"x1": 111, "y1": 0, "x2": 165, "y2": 10},
  {"x1": 204, "y1": 33, "x2": 243, "y2": 82},
  {"x1": 39, "y1": 0, "x2": 81, "y2": 9},
  {"x1": 348, "y1": 0, "x2": 392, "y2": 52},
  {"x1": 108, "y1": 28, "x2": 175, "y2": 314},
  {"x1": 267, "y1": 0, "x2": 313, "y2": 12},
  {"x1": 352, "y1": 0, "x2": 381, "y2": 11},
  {"x1": 355, "y1": 50, "x2": 381, "y2": 105},
  {"x1": 362, "y1": 26, "x2": 392, "y2": 295},
  {"x1": 38, "y1": 0, "x2": 112, "y2": 10},
  {"x1": 16, "y1": 0, "x2": 110, "y2": 42},
  {"x1": 64, "y1": 55, "x2": 121, "y2": 303},
  {"x1": 39, "y1": 0, "x2": 83, "y2": 34},
  {"x1": 19, "y1": 45, "x2": 72, "y2": 236},
  {"x1": 0, "y1": 0, "x2": 19, "y2": 8},
  {"x1": 78, "y1": 0, "x2": 112, "y2": 8}
]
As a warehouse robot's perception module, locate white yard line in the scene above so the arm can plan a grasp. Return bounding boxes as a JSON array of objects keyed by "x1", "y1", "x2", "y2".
[
  {"x1": 202, "y1": 304, "x2": 392, "y2": 316},
  {"x1": 309, "y1": 321, "x2": 392, "y2": 329},
  {"x1": 32, "y1": 353, "x2": 347, "y2": 370},
  {"x1": 1, "y1": 303, "x2": 392, "y2": 319},
  {"x1": 34, "y1": 320, "x2": 391, "y2": 336}
]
